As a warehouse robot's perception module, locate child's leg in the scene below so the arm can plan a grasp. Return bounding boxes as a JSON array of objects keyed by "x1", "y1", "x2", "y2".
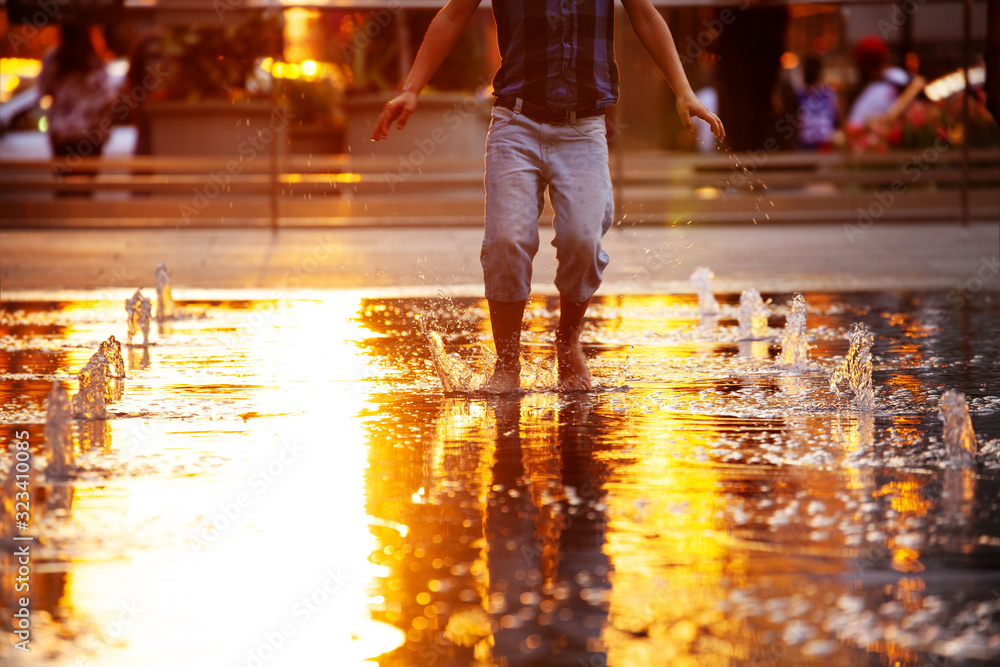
[
  {"x1": 547, "y1": 116, "x2": 614, "y2": 391},
  {"x1": 485, "y1": 299, "x2": 527, "y2": 393},
  {"x1": 482, "y1": 104, "x2": 545, "y2": 392},
  {"x1": 556, "y1": 296, "x2": 593, "y2": 391}
]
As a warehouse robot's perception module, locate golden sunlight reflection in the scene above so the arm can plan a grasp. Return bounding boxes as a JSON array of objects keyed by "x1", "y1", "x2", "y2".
[
  {"x1": 51, "y1": 296, "x2": 404, "y2": 666},
  {"x1": 600, "y1": 410, "x2": 731, "y2": 664},
  {"x1": 590, "y1": 294, "x2": 700, "y2": 341}
]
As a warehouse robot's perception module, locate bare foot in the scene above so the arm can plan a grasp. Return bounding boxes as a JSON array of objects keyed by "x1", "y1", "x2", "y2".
[
  {"x1": 556, "y1": 341, "x2": 592, "y2": 392},
  {"x1": 485, "y1": 365, "x2": 520, "y2": 394}
]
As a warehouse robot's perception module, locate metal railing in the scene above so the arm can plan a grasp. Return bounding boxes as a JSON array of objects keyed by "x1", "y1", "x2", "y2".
[{"x1": 2, "y1": 148, "x2": 998, "y2": 228}]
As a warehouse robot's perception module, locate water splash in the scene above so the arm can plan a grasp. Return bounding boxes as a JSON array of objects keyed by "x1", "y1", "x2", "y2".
[
  {"x1": 44, "y1": 381, "x2": 73, "y2": 479},
  {"x1": 829, "y1": 322, "x2": 876, "y2": 411},
  {"x1": 99, "y1": 335, "x2": 125, "y2": 378},
  {"x1": 775, "y1": 293, "x2": 810, "y2": 370},
  {"x1": 939, "y1": 390, "x2": 977, "y2": 465},
  {"x1": 738, "y1": 288, "x2": 769, "y2": 340},
  {"x1": 426, "y1": 331, "x2": 488, "y2": 393},
  {"x1": 519, "y1": 352, "x2": 557, "y2": 390},
  {"x1": 690, "y1": 267, "x2": 719, "y2": 315},
  {"x1": 424, "y1": 331, "x2": 558, "y2": 394},
  {"x1": 126, "y1": 289, "x2": 152, "y2": 346},
  {"x1": 156, "y1": 262, "x2": 175, "y2": 321},
  {"x1": 612, "y1": 346, "x2": 633, "y2": 388},
  {"x1": 72, "y1": 352, "x2": 108, "y2": 420}
]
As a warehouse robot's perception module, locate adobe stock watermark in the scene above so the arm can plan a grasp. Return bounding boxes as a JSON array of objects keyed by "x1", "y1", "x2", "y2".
[
  {"x1": 213, "y1": 0, "x2": 267, "y2": 21},
  {"x1": 923, "y1": 587, "x2": 1000, "y2": 666},
  {"x1": 951, "y1": 587, "x2": 1000, "y2": 634},
  {"x1": 52, "y1": 63, "x2": 170, "y2": 179},
  {"x1": 721, "y1": 136, "x2": 783, "y2": 191},
  {"x1": 69, "y1": 601, "x2": 144, "y2": 667},
  {"x1": 383, "y1": 84, "x2": 628, "y2": 190},
  {"x1": 338, "y1": 0, "x2": 403, "y2": 64},
  {"x1": 843, "y1": 136, "x2": 950, "y2": 244},
  {"x1": 382, "y1": 91, "x2": 489, "y2": 189},
  {"x1": 569, "y1": 578, "x2": 678, "y2": 667},
  {"x1": 6, "y1": 0, "x2": 72, "y2": 53},
  {"x1": 852, "y1": 538, "x2": 891, "y2": 575},
  {"x1": 877, "y1": 0, "x2": 929, "y2": 40},
  {"x1": 178, "y1": 107, "x2": 295, "y2": 223},
  {"x1": 946, "y1": 254, "x2": 999, "y2": 311},
  {"x1": 231, "y1": 567, "x2": 351, "y2": 667},
  {"x1": 205, "y1": 230, "x2": 346, "y2": 353},
  {"x1": 678, "y1": 0, "x2": 752, "y2": 65},
  {"x1": 517, "y1": 481, "x2": 604, "y2": 567},
  {"x1": 912, "y1": 253, "x2": 1000, "y2": 332},
  {"x1": 188, "y1": 436, "x2": 306, "y2": 554}
]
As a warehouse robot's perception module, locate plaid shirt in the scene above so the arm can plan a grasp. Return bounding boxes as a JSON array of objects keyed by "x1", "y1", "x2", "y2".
[{"x1": 491, "y1": 0, "x2": 619, "y2": 111}]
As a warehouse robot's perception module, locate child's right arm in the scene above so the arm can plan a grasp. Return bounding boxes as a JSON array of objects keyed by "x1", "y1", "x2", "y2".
[{"x1": 371, "y1": 0, "x2": 483, "y2": 141}]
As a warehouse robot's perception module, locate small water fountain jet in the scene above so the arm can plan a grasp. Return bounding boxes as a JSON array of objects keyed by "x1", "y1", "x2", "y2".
[
  {"x1": 829, "y1": 322, "x2": 876, "y2": 411},
  {"x1": 738, "y1": 287, "x2": 769, "y2": 340},
  {"x1": 99, "y1": 335, "x2": 125, "y2": 379},
  {"x1": 44, "y1": 382, "x2": 73, "y2": 479},
  {"x1": 156, "y1": 262, "x2": 175, "y2": 321},
  {"x1": 72, "y1": 351, "x2": 108, "y2": 420},
  {"x1": 126, "y1": 289, "x2": 152, "y2": 346},
  {"x1": 690, "y1": 267, "x2": 719, "y2": 315},
  {"x1": 939, "y1": 389, "x2": 977, "y2": 465},
  {"x1": 775, "y1": 293, "x2": 810, "y2": 369}
]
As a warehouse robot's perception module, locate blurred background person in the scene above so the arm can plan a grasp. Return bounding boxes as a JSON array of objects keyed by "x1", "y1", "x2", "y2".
[
  {"x1": 38, "y1": 22, "x2": 118, "y2": 195},
  {"x1": 796, "y1": 54, "x2": 840, "y2": 150},
  {"x1": 847, "y1": 34, "x2": 908, "y2": 126}
]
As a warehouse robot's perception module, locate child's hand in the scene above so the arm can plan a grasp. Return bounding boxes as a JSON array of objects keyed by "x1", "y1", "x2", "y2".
[
  {"x1": 676, "y1": 91, "x2": 725, "y2": 142},
  {"x1": 371, "y1": 90, "x2": 418, "y2": 141}
]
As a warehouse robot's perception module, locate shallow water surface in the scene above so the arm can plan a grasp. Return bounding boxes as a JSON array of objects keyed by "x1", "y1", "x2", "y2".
[{"x1": 1, "y1": 290, "x2": 998, "y2": 666}]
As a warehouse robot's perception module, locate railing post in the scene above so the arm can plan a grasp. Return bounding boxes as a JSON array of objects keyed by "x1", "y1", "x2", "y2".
[
  {"x1": 270, "y1": 113, "x2": 280, "y2": 232},
  {"x1": 962, "y1": 0, "x2": 972, "y2": 227}
]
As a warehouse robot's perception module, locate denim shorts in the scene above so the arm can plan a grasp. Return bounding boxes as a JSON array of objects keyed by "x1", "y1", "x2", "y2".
[{"x1": 481, "y1": 103, "x2": 614, "y2": 303}]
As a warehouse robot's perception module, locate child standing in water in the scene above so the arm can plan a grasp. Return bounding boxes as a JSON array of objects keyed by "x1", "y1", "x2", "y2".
[{"x1": 372, "y1": 0, "x2": 725, "y2": 392}]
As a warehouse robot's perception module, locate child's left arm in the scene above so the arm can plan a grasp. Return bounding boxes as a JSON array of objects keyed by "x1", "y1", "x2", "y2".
[{"x1": 622, "y1": 0, "x2": 726, "y2": 141}]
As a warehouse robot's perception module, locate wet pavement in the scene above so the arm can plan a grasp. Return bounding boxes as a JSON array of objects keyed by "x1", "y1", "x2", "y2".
[
  {"x1": 1, "y1": 281, "x2": 999, "y2": 666},
  {"x1": 1, "y1": 222, "x2": 998, "y2": 294}
]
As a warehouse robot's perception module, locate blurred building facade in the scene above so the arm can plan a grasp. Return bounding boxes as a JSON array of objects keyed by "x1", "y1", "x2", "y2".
[{"x1": 1, "y1": 0, "x2": 993, "y2": 155}]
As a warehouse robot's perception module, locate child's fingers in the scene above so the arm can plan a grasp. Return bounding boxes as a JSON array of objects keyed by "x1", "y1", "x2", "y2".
[
  {"x1": 681, "y1": 112, "x2": 694, "y2": 134},
  {"x1": 372, "y1": 101, "x2": 406, "y2": 140},
  {"x1": 396, "y1": 106, "x2": 412, "y2": 130}
]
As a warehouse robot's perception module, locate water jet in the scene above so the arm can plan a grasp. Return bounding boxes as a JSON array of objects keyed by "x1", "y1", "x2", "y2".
[
  {"x1": 738, "y1": 287, "x2": 769, "y2": 340},
  {"x1": 156, "y1": 262, "x2": 175, "y2": 321},
  {"x1": 776, "y1": 294, "x2": 810, "y2": 370},
  {"x1": 690, "y1": 267, "x2": 719, "y2": 315},
  {"x1": 829, "y1": 322, "x2": 876, "y2": 411},
  {"x1": 126, "y1": 289, "x2": 152, "y2": 346},
  {"x1": 73, "y1": 352, "x2": 108, "y2": 420},
  {"x1": 939, "y1": 389, "x2": 977, "y2": 465}
]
